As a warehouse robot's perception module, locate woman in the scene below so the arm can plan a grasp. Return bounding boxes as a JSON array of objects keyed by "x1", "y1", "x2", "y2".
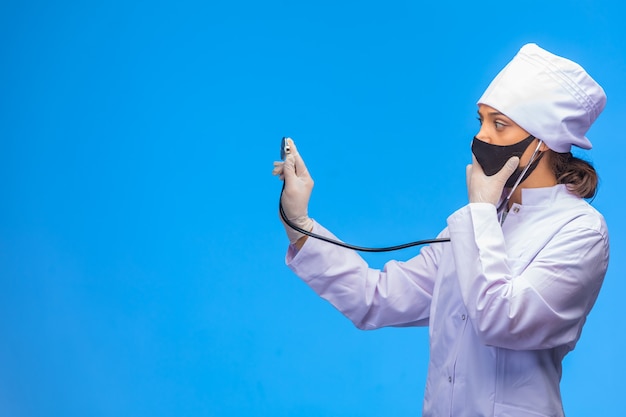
[{"x1": 272, "y1": 43, "x2": 609, "y2": 417}]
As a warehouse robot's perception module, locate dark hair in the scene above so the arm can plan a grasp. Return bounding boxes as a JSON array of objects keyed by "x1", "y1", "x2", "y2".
[{"x1": 549, "y1": 151, "x2": 598, "y2": 199}]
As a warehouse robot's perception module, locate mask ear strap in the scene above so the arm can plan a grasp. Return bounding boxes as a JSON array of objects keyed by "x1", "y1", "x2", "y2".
[{"x1": 497, "y1": 139, "x2": 545, "y2": 221}]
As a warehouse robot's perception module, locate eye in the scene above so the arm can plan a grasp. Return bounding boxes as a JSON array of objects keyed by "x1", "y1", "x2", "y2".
[
  {"x1": 476, "y1": 116, "x2": 483, "y2": 125},
  {"x1": 494, "y1": 120, "x2": 506, "y2": 129}
]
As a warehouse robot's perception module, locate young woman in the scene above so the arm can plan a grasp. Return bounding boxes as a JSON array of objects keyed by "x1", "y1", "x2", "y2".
[{"x1": 272, "y1": 43, "x2": 609, "y2": 417}]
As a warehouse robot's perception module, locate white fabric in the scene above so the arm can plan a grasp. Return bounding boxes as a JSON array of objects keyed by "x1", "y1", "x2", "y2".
[
  {"x1": 286, "y1": 184, "x2": 608, "y2": 416},
  {"x1": 478, "y1": 43, "x2": 606, "y2": 153}
]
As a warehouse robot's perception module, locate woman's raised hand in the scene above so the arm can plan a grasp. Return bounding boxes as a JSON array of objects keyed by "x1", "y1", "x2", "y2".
[{"x1": 272, "y1": 138, "x2": 314, "y2": 244}]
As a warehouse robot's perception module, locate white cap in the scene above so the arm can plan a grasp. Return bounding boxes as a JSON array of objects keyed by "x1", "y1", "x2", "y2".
[{"x1": 478, "y1": 43, "x2": 606, "y2": 153}]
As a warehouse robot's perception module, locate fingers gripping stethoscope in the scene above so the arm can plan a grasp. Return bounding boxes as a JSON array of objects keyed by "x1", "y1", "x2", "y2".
[{"x1": 278, "y1": 138, "x2": 451, "y2": 252}]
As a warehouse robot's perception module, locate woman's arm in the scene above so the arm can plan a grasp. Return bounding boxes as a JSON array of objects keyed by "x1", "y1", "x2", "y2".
[
  {"x1": 286, "y1": 221, "x2": 446, "y2": 330},
  {"x1": 447, "y1": 203, "x2": 609, "y2": 350}
]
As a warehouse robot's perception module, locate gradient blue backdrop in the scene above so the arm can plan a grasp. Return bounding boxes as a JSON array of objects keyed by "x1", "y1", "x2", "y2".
[{"x1": 1, "y1": 1, "x2": 624, "y2": 416}]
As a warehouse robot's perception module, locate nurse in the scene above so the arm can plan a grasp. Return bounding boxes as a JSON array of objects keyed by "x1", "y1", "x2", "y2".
[{"x1": 272, "y1": 43, "x2": 609, "y2": 417}]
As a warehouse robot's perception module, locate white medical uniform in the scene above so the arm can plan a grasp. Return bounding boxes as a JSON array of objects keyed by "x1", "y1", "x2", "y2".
[{"x1": 286, "y1": 184, "x2": 608, "y2": 417}]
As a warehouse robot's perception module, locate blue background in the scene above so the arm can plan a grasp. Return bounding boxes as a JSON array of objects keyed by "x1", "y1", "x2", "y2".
[{"x1": 1, "y1": 1, "x2": 624, "y2": 416}]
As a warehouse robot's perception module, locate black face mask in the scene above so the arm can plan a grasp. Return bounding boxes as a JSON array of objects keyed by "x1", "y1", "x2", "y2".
[{"x1": 471, "y1": 135, "x2": 544, "y2": 188}]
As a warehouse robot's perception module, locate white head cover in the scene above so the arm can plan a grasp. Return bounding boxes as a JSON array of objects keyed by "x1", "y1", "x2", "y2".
[{"x1": 478, "y1": 43, "x2": 606, "y2": 153}]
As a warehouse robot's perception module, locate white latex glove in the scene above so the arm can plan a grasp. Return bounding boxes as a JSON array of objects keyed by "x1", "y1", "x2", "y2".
[
  {"x1": 272, "y1": 138, "x2": 314, "y2": 244},
  {"x1": 466, "y1": 155, "x2": 520, "y2": 205}
]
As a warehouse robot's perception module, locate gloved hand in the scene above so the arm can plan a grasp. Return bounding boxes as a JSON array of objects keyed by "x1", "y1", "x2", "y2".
[
  {"x1": 466, "y1": 155, "x2": 519, "y2": 205},
  {"x1": 272, "y1": 138, "x2": 314, "y2": 244}
]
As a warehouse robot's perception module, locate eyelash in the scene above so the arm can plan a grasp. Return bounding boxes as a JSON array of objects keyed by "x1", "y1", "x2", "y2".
[{"x1": 476, "y1": 117, "x2": 506, "y2": 129}]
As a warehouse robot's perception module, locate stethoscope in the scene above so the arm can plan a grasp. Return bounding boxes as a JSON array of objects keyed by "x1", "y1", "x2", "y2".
[
  {"x1": 278, "y1": 189, "x2": 451, "y2": 252},
  {"x1": 278, "y1": 137, "x2": 450, "y2": 252}
]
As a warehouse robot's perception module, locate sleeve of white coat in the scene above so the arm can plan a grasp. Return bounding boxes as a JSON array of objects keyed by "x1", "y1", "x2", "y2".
[
  {"x1": 447, "y1": 203, "x2": 609, "y2": 350},
  {"x1": 286, "y1": 221, "x2": 444, "y2": 330}
]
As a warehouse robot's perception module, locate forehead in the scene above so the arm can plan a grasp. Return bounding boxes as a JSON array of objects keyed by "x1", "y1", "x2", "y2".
[
  {"x1": 477, "y1": 104, "x2": 519, "y2": 123},
  {"x1": 478, "y1": 104, "x2": 504, "y2": 116}
]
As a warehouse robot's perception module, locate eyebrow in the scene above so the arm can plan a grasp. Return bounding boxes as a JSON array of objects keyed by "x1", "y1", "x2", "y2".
[
  {"x1": 477, "y1": 110, "x2": 507, "y2": 118},
  {"x1": 476, "y1": 110, "x2": 511, "y2": 120}
]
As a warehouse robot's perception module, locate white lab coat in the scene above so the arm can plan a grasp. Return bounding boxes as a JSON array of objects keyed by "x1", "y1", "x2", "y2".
[{"x1": 286, "y1": 184, "x2": 609, "y2": 417}]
